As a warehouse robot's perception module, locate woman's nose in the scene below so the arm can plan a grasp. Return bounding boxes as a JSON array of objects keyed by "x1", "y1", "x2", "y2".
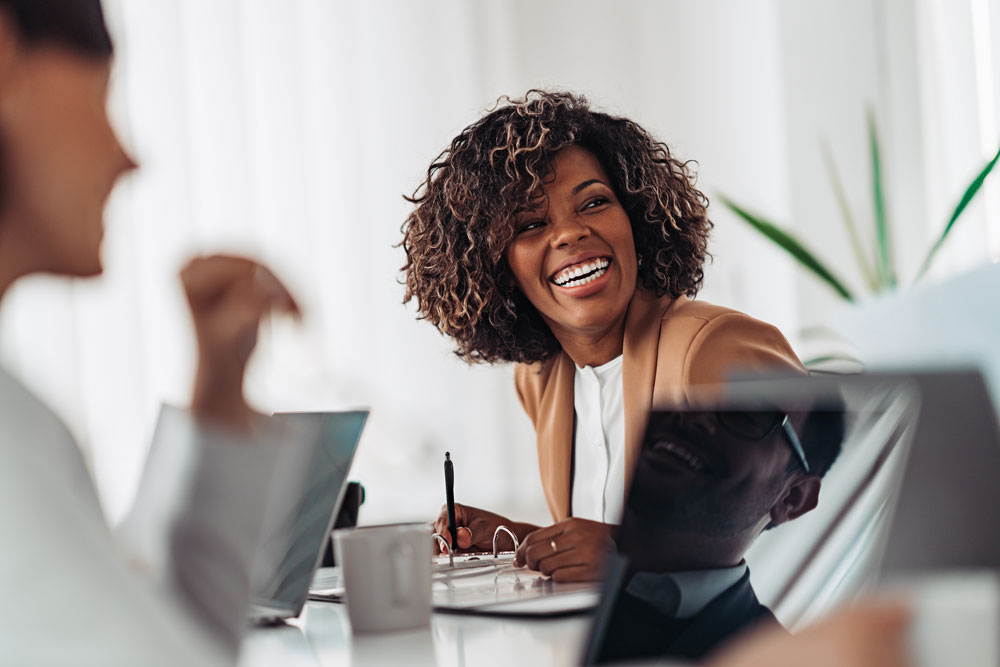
[{"x1": 549, "y1": 214, "x2": 590, "y2": 248}]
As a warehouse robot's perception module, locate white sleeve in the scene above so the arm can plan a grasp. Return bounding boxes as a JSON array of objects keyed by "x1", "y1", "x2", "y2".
[
  {"x1": 0, "y1": 395, "x2": 226, "y2": 665},
  {"x1": 118, "y1": 406, "x2": 310, "y2": 660}
]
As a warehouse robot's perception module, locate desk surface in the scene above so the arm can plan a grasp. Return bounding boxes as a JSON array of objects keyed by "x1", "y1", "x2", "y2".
[{"x1": 240, "y1": 601, "x2": 591, "y2": 667}]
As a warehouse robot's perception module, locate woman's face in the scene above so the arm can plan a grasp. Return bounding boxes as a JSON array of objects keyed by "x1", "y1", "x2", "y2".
[
  {"x1": 0, "y1": 47, "x2": 135, "y2": 277},
  {"x1": 505, "y1": 145, "x2": 638, "y2": 345}
]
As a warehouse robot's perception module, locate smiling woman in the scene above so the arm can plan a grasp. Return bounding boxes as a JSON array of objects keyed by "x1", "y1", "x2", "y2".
[{"x1": 403, "y1": 90, "x2": 806, "y2": 583}]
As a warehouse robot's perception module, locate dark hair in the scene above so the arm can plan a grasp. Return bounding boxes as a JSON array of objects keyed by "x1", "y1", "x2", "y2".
[
  {"x1": 401, "y1": 90, "x2": 713, "y2": 365},
  {"x1": 0, "y1": 0, "x2": 112, "y2": 57},
  {"x1": 793, "y1": 401, "x2": 846, "y2": 479}
]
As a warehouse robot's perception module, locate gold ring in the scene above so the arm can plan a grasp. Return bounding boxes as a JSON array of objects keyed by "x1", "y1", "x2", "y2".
[{"x1": 550, "y1": 539, "x2": 558, "y2": 553}]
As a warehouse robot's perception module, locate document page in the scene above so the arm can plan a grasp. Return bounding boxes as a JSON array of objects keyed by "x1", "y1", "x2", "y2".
[
  {"x1": 310, "y1": 558, "x2": 600, "y2": 617},
  {"x1": 432, "y1": 556, "x2": 599, "y2": 616}
]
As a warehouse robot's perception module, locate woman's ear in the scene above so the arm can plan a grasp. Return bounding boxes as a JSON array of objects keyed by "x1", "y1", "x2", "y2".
[{"x1": 768, "y1": 476, "x2": 821, "y2": 528}]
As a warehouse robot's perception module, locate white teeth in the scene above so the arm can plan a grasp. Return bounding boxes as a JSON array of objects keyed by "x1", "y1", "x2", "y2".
[
  {"x1": 657, "y1": 441, "x2": 706, "y2": 472},
  {"x1": 556, "y1": 266, "x2": 607, "y2": 287},
  {"x1": 553, "y1": 258, "x2": 611, "y2": 286}
]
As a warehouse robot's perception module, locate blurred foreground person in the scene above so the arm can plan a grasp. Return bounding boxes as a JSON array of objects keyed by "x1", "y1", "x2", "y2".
[
  {"x1": 0, "y1": 1, "x2": 299, "y2": 665},
  {"x1": 587, "y1": 406, "x2": 844, "y2": 663},
  {"x1": 707, "y1": 599, "x2": 912, "y2": 667}
]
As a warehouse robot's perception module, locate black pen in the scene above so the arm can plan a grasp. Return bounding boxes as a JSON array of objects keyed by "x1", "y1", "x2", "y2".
[{"x1": 445, "y1": 452, "x2": 457, "y2": 567}]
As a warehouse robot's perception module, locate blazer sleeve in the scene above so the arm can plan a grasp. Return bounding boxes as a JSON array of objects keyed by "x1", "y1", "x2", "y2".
[
  {"x1": 682, "y1": 312, "x2": 805, "y2": 389},
  {"x1": 513, "y1": 362, "x2": 543, "y2": 426}
]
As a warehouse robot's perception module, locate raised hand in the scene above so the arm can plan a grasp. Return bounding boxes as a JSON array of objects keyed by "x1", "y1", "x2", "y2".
[{"x1": 181, "y1": 255, "x2": 299, "y2": 431}]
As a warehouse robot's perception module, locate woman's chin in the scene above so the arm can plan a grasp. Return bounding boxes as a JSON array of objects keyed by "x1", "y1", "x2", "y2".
[
  {"x1": 56, "y1": 252, "x2": 104, "y2": 278},
  {"x1": 551, "y1": 304, "x2": 630, "y2": 337},
  {"x1": 75, "y1": 262, "x2": 104, "y2": 278}
]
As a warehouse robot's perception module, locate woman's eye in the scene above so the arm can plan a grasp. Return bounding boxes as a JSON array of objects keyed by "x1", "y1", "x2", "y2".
[
  {"x1": 517, "y1": 220, "x2": 545, "y2": 234},
  {"x1": 583, "y1": 196, "x2": 610, "y2": 210}
]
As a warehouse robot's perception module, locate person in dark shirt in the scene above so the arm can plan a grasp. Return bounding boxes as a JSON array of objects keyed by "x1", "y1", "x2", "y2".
[{"x1": 589, "y1": 402, "x2": 844, "y2": 663}]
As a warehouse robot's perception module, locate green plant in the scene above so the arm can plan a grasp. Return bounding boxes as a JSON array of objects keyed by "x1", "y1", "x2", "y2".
[{"x1": 720, "y1": 112, "x2": 1000, "y2": 302}]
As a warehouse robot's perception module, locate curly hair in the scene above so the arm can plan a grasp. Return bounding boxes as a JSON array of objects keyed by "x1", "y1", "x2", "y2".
[{"x1": 401, "y1": 90, "x2": 713, "y2": 365}]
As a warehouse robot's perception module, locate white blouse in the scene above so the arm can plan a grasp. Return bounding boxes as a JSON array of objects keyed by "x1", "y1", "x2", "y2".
[
  {"x1": 0, "y1": 365, "x2": 291, "y2": 666},
  {"x1": 571, "y1": 355, "x2": 626, "y2": 524}
]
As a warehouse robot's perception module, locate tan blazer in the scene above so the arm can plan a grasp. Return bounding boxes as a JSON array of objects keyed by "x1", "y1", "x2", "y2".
[{"x1": 514, "y1": 290, "x2": 805, "y2": 522}]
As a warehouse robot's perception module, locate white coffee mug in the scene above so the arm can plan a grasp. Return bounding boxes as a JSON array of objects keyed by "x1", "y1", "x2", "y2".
[{"x1": 333, "y1": 523, "x2": 432, "y2": 633}]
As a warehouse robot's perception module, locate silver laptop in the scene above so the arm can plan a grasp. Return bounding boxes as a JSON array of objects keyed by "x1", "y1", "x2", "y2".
[{"x1": 248, "y1": 410, "x2": 368, "y2": 624}]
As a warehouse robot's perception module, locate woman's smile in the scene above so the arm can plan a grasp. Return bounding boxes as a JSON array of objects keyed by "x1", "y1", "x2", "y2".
[{"x1": 550, "y1": 255, "x2": 612, "y2": 292}]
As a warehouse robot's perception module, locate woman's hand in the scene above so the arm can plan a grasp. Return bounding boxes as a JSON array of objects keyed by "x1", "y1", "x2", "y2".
[
  {"x1": 181, "y1": 255, "x2": 299, "y2": 432},
  {"x1": 514, "y1": 518, "x2": 615, "y2": 582},
  {"x1": 431, "y1": 504, "x2": 535, "y2": 554},
  {"x1": 706, "y1": 599, "x2": 911, "y2": 667}
]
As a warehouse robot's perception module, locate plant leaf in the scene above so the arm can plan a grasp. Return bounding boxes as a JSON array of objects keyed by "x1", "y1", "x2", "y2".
[
  {"x1": 802, "y1": 353, "x2": 865, "y2": 367},
  {"x1": 720, "y1": 196, "x2": 855, "y2": 301},
  {"x1": 868, "y1": 110, "x2": 896, "y2": 288},
  {"x1": 822, "y1": 140, "x2": 879, "y2": 292},
  {"x1": 915, "y1": 142, "x2": 1000, "y2": 281}
]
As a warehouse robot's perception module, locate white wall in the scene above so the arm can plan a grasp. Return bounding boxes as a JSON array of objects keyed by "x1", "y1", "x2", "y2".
[
  {"x1": 3, "y1": 0, "x2": 993, "y2": 527},
  {"x1": 776, "y1": 0, "x2": 1000, "y2": 328}
]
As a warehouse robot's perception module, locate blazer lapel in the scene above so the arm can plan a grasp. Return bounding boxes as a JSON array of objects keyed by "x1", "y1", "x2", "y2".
[
  {"x1": 622, "y1": 291, "x2": 678, "y2": 486},
  {"x1": 537, "y1": 352, "x2": 576, "y2": 520}
]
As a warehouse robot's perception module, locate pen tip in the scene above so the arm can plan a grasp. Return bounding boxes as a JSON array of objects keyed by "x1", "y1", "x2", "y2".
[{"x1": 445, "y1": 452, "x2": 451, "y2": 460}]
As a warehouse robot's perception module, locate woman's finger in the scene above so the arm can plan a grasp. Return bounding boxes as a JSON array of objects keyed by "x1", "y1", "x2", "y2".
[
  {"x1": 182, "y1": 255, "x2": 300, "y2": 318},
  {"x1": 181, "y1": 255, "x2": 256, "y2": 307},
  {"x1": 522, "y1": 537, "x2": 573, "y2": 571},
  {"x1": 456, "y1": 526, "x2": 473, "y2": 549},
  {"x1": 515, "y1": 525, "x2": 566, "y2": 566},
  {"x1": 251, "y1": 264, "x2": 301, "y2": 318}
]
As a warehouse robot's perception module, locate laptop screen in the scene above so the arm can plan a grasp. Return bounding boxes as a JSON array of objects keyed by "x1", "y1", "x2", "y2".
[{"x1": 251, "y1": 410, "x2": 368, "y2": 614}]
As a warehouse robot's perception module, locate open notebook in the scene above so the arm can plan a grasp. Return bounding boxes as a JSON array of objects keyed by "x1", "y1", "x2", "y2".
[{"x1": 310, "y1": 551, "x2": 600, "y2": 617}]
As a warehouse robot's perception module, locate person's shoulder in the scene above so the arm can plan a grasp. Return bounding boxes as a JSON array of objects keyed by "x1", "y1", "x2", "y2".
[
  {"x1": 659, "y1": 297, "x2": 789, "y2": 350},
  {"x1": 513, "y1": 359, "x2": 557, "y2": 420},
  {"x1": 0, "y1": 366, "x2": 80, "y2": 461},
  {"x1": 514, "y1": 359, "x2": 549, "y2": 389},
  {"x1": 658, "y1": 297, "x2": 804, "y2": 385},
  {"x1": 665, "y1": 297, "x2": 763, "y2": 326}
]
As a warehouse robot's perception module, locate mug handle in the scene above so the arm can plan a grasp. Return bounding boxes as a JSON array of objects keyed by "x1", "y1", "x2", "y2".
[{"x1": 390, "y1": 540, "x2": 415, "y2": 605}]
